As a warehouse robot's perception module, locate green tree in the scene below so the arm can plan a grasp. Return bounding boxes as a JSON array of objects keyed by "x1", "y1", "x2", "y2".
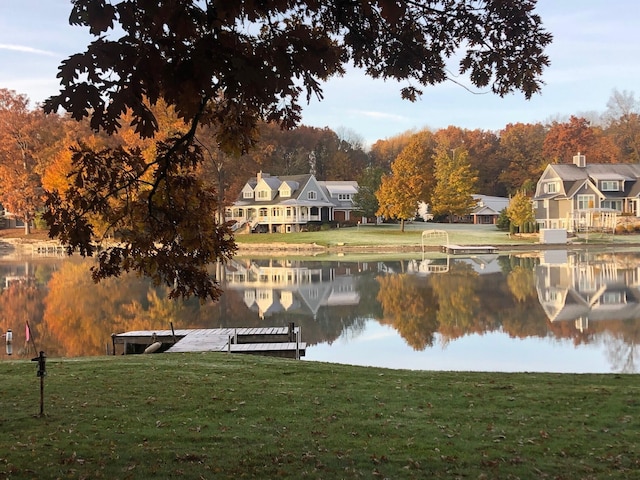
[
  {"x1": 430, "y1": 147, "x2": 478, "y2": 222},
  {"x1": 42, "y1": 0, "x2": 552, "y2": 300},
  {"x1": 507, "y1": 191, "x2": 535, "y2": 233},
  {"x1": 353, "y1": 165, "x2": 384, "y2": 219},
  {"x1": 376, "y1": 130, "x2": 437, "y2": 231}
]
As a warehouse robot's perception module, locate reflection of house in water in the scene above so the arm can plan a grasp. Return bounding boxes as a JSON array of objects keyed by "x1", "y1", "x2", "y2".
[
  {"x1": 536, "y1": 250, "x2": 640, "y2": 331},
  {"x1": 224, "y1": 259, "x2": 362, "y2": 318}
]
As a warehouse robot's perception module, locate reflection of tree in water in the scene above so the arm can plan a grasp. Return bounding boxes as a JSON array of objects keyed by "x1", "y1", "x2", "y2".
[
  {"x1": 507, "y1": 266, "x2": 536, "y2": 303},
  {"x1": 377, "y1": 274, "x2": 438, "y2": 350},
  {"x1": 600, "y1": 319, "x2": 640, "y2": 373},
  {"x1": 605, "y1": 333, "x2": 638, "y2": 373},
  {"x1": 430, "y1": 262, "x2": 479, "y2": 346},
  {"x1": 0, "y1": 278, "x2": 45, "y2": 358},
  {"x1": 42, "y1": 260, "x2": 218, "y2": 356}
]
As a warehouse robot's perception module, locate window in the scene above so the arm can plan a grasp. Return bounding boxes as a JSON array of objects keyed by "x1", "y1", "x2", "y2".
[
  {"x1": 243, "y1": 190, "x2": 253, "y2": 199},
  {"x1": 546, "y1": 182, "x2": 558, "y2": 193},
  {"x1": 338, "y1": 193, "x2": 351, "y2": 201},
  {"x1": 280, "y1": 188, "x2": 291, "y2": 198},
  {"x1": 601, "y1": 199, "x2": 622, "y2": 211},
  {"x1": 257, "y1": 190, "x2": 268, "y2": 199},
  {"x1": 601, "y1": 180, "x2": 620, "y2": 191},
  {"x1": 258, "y1": 208, "x2": 268, "y2": 216},
  {"x1": 308, "y1": 191, "x2": 317, "y2": 200},
  {"x1": 577, "y1": 194, "x2": 594, "y2": 210}
]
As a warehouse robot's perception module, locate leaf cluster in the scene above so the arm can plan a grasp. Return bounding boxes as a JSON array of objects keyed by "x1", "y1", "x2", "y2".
[
  {"x1": 45, "y1": 136, "x2": 236, "y2": 300},
  {"x1": 44, "y1": 1, "x2": 552, "y2": 152}
]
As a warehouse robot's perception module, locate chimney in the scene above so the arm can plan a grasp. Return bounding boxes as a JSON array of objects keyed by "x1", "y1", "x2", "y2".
[
  {"x1": 257, "y1": 171, "x2": 262, "y2": 182},
  {"x1": 573, "y1": 152, "x2": 586, "y2": 168}
]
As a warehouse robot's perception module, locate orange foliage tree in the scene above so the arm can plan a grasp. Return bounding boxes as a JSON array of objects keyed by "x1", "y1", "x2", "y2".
[
  {"x1": 376, "y1": 273, "x2": 439, "y2": 350},
  {"x1": 0, "y1": 89, "x2": 62, "y2": 233}
]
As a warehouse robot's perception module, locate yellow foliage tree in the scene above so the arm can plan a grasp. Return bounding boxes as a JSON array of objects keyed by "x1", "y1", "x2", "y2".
[{"x1": 375, "y1": 130, "x2": 436, "y2": 231}]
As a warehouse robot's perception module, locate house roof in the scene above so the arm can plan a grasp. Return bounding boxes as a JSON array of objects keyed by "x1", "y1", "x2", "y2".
[
  {"x1": 233, "y1": 173, "x2": 357, "y2": 209},
  {"x1": 471, "y1": 195, "x2": 509, "y2": 215},
  {"x1": 535, "y1": 162, "x2": 640, "y2": 201}
]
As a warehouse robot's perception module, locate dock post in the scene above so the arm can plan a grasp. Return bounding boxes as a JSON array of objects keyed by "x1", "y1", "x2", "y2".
[
  {"x1": 111, "y1": 333, "x2": 116, "y2": 355},
  {"x1": 295, "y1": 326, "x2": 301, "y2": 360},
  {"x1": 288, "y1": 322, "x2": 295, "y2": 341},
  {"x1": 170, "y1": 322, "x2": 177, "y2": 344}
]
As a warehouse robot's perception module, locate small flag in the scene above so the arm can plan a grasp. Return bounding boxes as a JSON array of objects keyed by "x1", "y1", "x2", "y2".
[{"x1": 25, "y1": 322, "x2": 30, "y2": 342}]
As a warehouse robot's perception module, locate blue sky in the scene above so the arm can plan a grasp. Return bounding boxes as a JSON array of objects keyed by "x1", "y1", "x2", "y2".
[{"x1": 1, "y1": 0, "x2": 639, "y2": 146}]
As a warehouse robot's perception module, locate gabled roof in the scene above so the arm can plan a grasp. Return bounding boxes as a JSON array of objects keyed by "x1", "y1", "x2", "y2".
[{"x1": 536, "y1": 162, "x2": 640, "y2": 201}]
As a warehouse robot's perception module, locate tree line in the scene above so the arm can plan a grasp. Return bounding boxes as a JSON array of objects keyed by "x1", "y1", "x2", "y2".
[{"x1": 2, "y1": 87, "x2": 640, "y2": 237}]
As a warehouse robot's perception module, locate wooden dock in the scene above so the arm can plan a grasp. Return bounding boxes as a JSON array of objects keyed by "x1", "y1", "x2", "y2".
[
  {"x1": 111, "y1": 325, "x2": 306, "y2": 359},
  {"x1": 441, "y1": 244, "x2": 498, "y2": 255}
]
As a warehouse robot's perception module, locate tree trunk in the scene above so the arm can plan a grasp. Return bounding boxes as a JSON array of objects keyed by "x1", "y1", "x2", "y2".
[
  {"x1": 400, "y1": 218, "x2": 405, "y2": 232},
  {"x1": 23, "y1": 214, "x2": 31, "y2": 235}
]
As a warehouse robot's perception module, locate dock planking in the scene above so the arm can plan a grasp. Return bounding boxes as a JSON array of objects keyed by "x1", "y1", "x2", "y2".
[
  {"x1": 441, "y1": 244, "x2": 498, "y2": 255},
  {"x1": 111, "y1": 325, "x2": 305, "y2": 358}
]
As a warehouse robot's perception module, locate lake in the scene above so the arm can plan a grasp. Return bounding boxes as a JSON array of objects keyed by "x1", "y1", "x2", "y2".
[{"x1": 2, "y1": 248, "x2": 639, "y2": 373}]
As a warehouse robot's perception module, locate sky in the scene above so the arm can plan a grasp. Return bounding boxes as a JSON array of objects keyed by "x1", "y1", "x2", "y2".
[{"x1": 1, "y1": 0, "x2": 639, "y2": 146}]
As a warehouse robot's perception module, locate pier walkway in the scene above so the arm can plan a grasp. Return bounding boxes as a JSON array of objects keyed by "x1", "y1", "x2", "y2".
[{"x1": 111, "y1": 325, "x2": 306, "y2": 359}]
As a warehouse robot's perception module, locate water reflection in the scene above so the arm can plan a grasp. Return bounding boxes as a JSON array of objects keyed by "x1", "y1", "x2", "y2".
[{"x1": 2, "y1": 250, "x2": 640, "y2": 372}]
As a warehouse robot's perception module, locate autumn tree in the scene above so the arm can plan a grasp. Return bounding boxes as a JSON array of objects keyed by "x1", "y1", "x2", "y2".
[
  {"x1": 0, "y1": 89, "x2": 62, "y2": 234},
  {"x1": 497, "y1": 122, "x2": 547, "y2": 193},
  {"x1": 507, "y1": 190, "x2": 535, "y2": 233},
  {"x1": 430, "y1": 146, "x2": 478, "y2": 222},
  {"x1": 369, "y1": 131, "x2": 416, "y2": 170},
  {"x1": 43, "y1": 0, "x2": 552, "y2": 300},
  {"x1": 542, "y1": 116, "x2": 597, "y2": 163},
  {"x1": 434, "y1": 126, "x2": 502, "y2": 195},
  {"x1": 376, "y1": 130, "x2": 437, "y2": 231}
]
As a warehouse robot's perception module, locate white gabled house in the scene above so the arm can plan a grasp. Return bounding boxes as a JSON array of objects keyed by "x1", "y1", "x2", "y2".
[
  {"x1": 226, "y1": 172, "x2": 361, "y2": 233},
  {"x1": 533, "y1": 153, "x2": 640, "y2": 231}
]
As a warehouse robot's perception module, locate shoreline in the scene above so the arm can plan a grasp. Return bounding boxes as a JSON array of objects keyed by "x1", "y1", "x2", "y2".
[{"x1": 3, "y1": 229, "x2": 640, "y2": 257}]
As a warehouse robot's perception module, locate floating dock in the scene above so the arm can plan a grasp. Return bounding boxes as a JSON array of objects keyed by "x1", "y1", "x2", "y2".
[
  {"x1": 111, "y1": 325, "x2": 305, "y2": 359},
  {"x1": 441, "y1": 244, "x2": 498, "y2": 255}
]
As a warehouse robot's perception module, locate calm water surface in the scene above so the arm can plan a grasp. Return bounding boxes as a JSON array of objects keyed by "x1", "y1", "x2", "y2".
[{"x1": 2, "y1": 248, "x2": 639, "y2": 373}]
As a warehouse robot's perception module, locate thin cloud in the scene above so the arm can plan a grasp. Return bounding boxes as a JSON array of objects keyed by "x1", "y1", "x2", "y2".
[{"x1": 0, "y1": 43, "x2": 57, "y2": 57}]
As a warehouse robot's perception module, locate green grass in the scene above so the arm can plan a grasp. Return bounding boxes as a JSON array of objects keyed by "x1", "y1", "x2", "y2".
[
  {"x1": 235, "y1": 223, "x2": 640, "y2": 249},
  {"x1": 2, "y1": 354, "x2": 639, "y2": 479},
  {"x1": 235, "y1": 223, "x2": 531, "y2": 247}
]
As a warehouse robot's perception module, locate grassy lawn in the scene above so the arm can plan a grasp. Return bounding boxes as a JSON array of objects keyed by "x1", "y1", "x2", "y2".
[
  {"x1": 234, "y1": 223, "x2": 530, "y2": 247},
  {"x1": 1, "y1": 354, "x2": 638, "y2": 479}
]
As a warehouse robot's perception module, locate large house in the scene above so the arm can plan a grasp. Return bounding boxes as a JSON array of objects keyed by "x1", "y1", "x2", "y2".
[
  {"x1": 533, "y1": 153, "x2": 640, "y2": 230},
  {"x1": 226, "y1": 172, "x2": 360, "y2": 233}
]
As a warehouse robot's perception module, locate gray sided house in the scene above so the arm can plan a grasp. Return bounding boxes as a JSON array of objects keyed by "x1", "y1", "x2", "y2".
[
  {"x1": 533, "y1": 153, "x2": 640, "y2": 230},
  {"x1": 226, "y1": 172, "x2": 360, "y2": 233}
]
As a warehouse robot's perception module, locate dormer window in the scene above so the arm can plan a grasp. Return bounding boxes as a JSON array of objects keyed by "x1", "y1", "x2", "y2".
[
  {"x1": 601, "y1": 180, "x2": 620, "y2": 191},
  {"x1": 308, "y1": 191, "x2": 317, "y2": 200},
  {"x1": 243, "y1": 190, "x2": 253, "y2": 199},
  {"x1": 280, "y1": 188, "x2": 291, "y2": 198},
  {"x1": 257, "y1": 190, "x2": 269, "y2": 199},
  {"x1": 546, "y1": 182, "x2": 558, "y2": 194},
  {"x1": 338, "y1": 194, "x2": 351, "y2": 201}
]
